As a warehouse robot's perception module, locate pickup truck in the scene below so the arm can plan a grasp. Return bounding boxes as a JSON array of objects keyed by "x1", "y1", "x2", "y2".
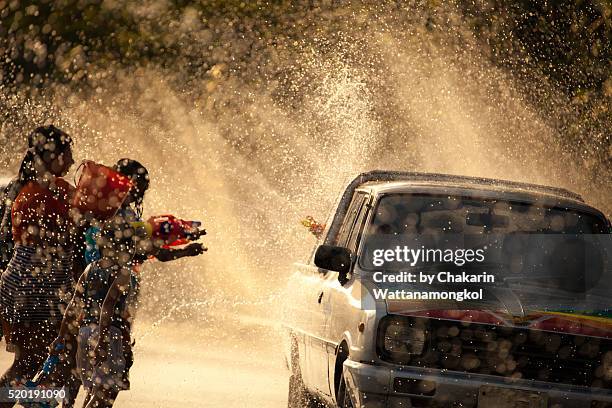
[{"x1": 283, "y1": 170, "x2": 612, "y2": 408}]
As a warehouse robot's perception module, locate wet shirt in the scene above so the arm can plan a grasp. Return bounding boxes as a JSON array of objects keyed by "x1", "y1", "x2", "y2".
[
  {"x1": 84, "y1": 207, "x2": 149, "y2": 265},
  {"x1": 82, "y1": 208, "x2": 143, "y2": 320},
  {"x1": 0, "y1": 177, "x2": 76, "y2": 324},
  {"x1": 0, "y1": 245, "x2": 74, "y2": 324},
  {"x1": 12, "y1": 178, "x2": 74, "y2": 246}
]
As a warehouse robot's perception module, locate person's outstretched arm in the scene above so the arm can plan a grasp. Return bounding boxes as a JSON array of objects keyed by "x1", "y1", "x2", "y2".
[{"x1": 155, "y1": 242, "x2": 206, "y2": 262}]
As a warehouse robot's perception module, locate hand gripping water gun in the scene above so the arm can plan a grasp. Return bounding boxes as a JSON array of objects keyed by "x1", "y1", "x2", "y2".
[{"x1": 134, "y1": 214, "x2": 206, "y2": 248}]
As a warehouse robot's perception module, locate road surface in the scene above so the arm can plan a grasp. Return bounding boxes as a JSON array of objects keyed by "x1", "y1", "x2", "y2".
[{"x1": 0, "y1": 318, "x2": 289, "y2": 407}]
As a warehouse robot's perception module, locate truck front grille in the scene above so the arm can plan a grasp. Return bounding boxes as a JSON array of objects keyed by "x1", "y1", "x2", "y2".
[{"x1": 404, "y1": 318, "x2": 612, "y2": 389}]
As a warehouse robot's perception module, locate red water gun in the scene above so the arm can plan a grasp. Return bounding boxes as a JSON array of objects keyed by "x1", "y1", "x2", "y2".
[{"x1": 139, "y1": 215, "x2": 206, "y2": 248}]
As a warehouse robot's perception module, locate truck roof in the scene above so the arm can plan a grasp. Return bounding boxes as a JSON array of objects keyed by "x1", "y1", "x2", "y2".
[
  {"x1": 357, "y1": 171, "x2": 583, "y2": 201},
  {"x1": 324, "y1": 170, "x2": 602, "y2": 245}
]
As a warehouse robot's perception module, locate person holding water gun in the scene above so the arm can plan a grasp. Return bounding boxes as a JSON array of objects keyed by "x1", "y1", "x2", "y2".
[
  {"x1": 50, "y1": 214, "x2": 138, "y2": 408},
  {"x1": 79, "y1": 159, "x2": 206, "y2": 267},
  {"x1": 45, "y1": 158, "x2": 205, "y2": 407},
  {"x1": 83, "y1": 159, "x2": 205, "y2": 384}
]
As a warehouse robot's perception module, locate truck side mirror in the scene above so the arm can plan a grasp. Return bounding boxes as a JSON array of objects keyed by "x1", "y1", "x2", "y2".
[{"x1": 314, "y1": 245, "x2": 353, "y2": 284}]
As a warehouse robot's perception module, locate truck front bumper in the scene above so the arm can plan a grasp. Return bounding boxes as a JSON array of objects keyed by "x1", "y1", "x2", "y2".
[{"x1": 343, "y1": 359, "x2": 612, "y2": 408}]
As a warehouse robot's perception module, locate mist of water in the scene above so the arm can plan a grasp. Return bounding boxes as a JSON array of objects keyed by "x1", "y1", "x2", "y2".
[{"x1": 0, "y1": 2, "x2": 609, "y2": 335}]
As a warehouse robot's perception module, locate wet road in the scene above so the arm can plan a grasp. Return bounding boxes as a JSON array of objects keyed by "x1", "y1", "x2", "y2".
[{"x1": 0, "y1": 320, "x2": 289, "y2": 407}]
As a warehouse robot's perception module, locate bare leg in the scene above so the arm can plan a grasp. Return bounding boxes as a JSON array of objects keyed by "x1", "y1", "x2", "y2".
[
  {"x1": 0, "y1": 347, "x2": 21, "y2": 386},
  {"x1": 84, "y1": 387, "x2": 118, "y2": 408},
  {"x1": 82, "y1": 390, "x2": 93, "y2": 407},
  {"x1": 61, "y1": 375, "x2": 80, "y2": 407},
  {"x1": 0, "y1": 339, "x2": 47, "y2": 408},
  {"x1": 0, "y1": 351, "x2": 50, "y2": 408},
  {"x1": 0, "y1": 322, "x2": 60, "y2": 408},
  {"x1": 0, "y1": 353, "x2": 20, "y2": 408},
  {"x1": 49, "y1": 337, "x2": 80, "y2": 408}
]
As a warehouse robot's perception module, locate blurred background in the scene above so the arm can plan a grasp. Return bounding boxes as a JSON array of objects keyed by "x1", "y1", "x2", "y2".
[{"x1": 0, "y1": 1, "x2": 610, "y2": 406}]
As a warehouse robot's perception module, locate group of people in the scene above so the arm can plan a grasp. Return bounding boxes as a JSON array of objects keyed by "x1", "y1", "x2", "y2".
[{"x1": 0, "y1": 125, "x2": 205, "y2": 407}]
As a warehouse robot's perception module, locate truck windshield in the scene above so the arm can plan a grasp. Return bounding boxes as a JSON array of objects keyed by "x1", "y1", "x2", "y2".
[
  {"x1": 366, "y1": 193, "x2": 608, "y2": 235},
  {"x1": 359, "y1": 193, "x2": 611, "y2": 308}
]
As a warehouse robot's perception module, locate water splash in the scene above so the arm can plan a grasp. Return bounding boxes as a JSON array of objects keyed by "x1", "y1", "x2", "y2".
[{"x1": 0, "y1": 1, "x2": 609, "y2": 336}]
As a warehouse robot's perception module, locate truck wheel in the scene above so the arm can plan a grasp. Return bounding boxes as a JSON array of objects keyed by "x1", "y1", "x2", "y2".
[{"x1": 336, "y1": 376, "x2": 353, "y2": 408}]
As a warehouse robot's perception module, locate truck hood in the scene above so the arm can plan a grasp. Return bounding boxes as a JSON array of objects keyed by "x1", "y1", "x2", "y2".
[{"x1": 377, "y1": 278, "x2": 612, "y2": 338}]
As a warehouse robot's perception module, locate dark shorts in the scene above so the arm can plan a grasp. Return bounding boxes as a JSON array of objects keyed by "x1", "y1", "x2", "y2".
[{"x1": 77, "y1": 325, "x2": 130, "y2": 392}]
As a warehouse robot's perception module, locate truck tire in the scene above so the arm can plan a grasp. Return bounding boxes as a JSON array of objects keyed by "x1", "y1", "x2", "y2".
[
  {"x1": 334, "y1": 342, "x2": 352, "y2": 408},
  {"x1": 336, "y1": 376, "x2": 353, "y2": 408}
]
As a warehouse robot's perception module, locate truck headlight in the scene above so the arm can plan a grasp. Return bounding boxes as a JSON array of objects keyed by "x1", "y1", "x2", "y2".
[{"x1": 378, "y1": 315, "x2": 429, "y2": 363}]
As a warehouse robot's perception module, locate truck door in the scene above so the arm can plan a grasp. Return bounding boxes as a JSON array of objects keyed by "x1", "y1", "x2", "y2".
[
  {"x1": 304, "y1": 192, "x2": 370, "y2": 396},
  {"x1": 326, "y1": 192, "x2": 372, "y2": 396}
]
